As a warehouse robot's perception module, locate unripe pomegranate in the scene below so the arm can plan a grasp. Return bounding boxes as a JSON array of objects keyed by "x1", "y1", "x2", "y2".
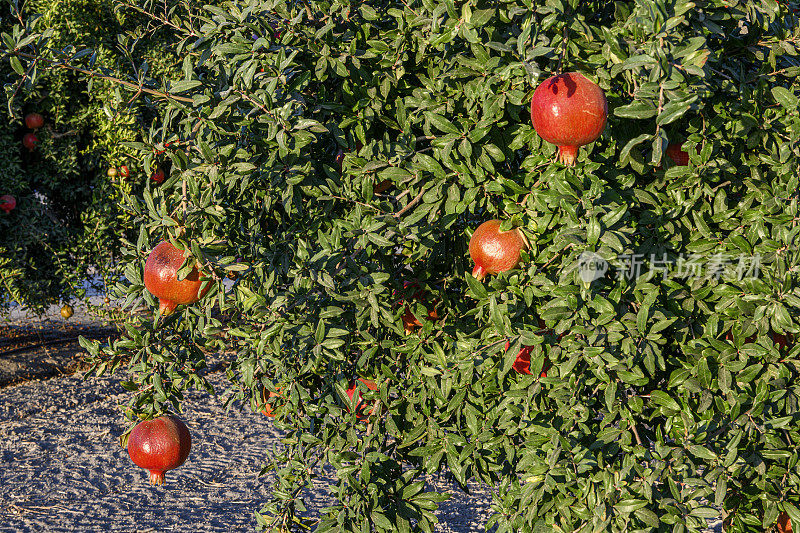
[
  {"x1": 60, "y1": 304, "x2": 74, "y2": 319},
  {"x1": 119, "y1": 165, "x2": 130, "y2": 178},
  {"x1": 469, "y1": 220, "x2": 527, "y2": 281},
  {"x1": 127, "y1": 414, "x2": 191, "y2": 485},
  {"x1": 530, "y1": 72, "x2": 608, "y2": 166},
  {"x1": 144, "y1": 241, "x2": 210, "y2": 315},
  {"x1": 151, "y1": 167, "x2": 165, "y2": 184},
  {"x1": 346, "y1": 378, "x2": 378, "y2": 421},
  {"x1": 0, "y1": 195, "x2": 16, "y2": 214},
  {"x1": 778, "y1": 512, "x2": 793, "y2": 533},
  {"x1": 22, "y1": 132, "x2": 38, "y2": 151},
  {"x1": 107, "y1": 167, "x2": 118, "y2": 178},
  {"x1": 25, "y1": 113, "x2": 44, "y2": 130}
]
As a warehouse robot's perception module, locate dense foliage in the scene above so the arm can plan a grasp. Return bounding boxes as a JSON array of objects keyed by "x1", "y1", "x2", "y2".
[{"x1": 6, "y1": 0, "x2": 800, "y2": 531}]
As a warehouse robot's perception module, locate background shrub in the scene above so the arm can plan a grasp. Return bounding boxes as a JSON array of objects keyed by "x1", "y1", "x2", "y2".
[{"x1": 0, "y1": 0, "x2": 186, "y2": 312}]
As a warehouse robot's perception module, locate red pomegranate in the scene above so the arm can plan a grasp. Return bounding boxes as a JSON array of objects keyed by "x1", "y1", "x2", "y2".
[
  {"x1": 402, "y1": 306, "x2": 439, "y2": 334},
  {"x1": 22, "y1": 133, "x2": 38, "y2": 151},
  {"x1": 151, "y1": 167, "x2": 165, "y2": 184},
  {"x1": 773, "y1": 332, "x2": 791, "y2": 350},
  {"x1": 335, "y1": 148, "x2": 345, "y2": 171},
  {"x1": 504, "y1": 340, "x2": 551, "y2": 377},
  {"x1": 665, "y1": 143, "x2": 690, "y2": 166},
  {"x1": 120, "y1": 165, "x2": 130, "y2": 178},
  {"x1": 127, "y1": 414, "x2": 191, "y2": 485},
  {"x1": 144, "y1": 241, "x2": 210, "y2": 315},
  {"x1": 530, "y1": 72, "x2": 608, "y2": 166},
  {"x1": 25, "y1": 113, "x2": 44, "y2": 130},
  {"x1": 469, "y1": 220, "x2": 527, "y2": 281},
  {"x1": 261, "y1": 389, "x2": 282, "y2": 417},
  {"x1": 346, "y1": 378, "x2": 378, "y2": 420},
  {"x1": 0, "y1": 195, "x2": 16, "y2": 214},
  {"x1": 725, "y1": 330, "x2": 790, "y2": 349},
  {"x1": 778, "y1": 512, "x2": 793, "y2": 533},
  {"x1": 374, "y1": 179, "x2": 393, "y2": 194},
  {"x1": 399, "y1": 282, "x2": 439, "y2": 334}
]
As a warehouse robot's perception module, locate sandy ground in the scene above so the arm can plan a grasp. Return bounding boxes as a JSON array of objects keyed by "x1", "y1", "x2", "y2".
[{"x1": 0, "y1": 301, "x2": 722, "y2": 532}]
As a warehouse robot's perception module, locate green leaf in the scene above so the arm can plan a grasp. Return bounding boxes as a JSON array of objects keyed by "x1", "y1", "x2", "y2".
[
  {"x1": 424, "y1": 112, "x2": 461, "y2": 135},
  {"x1": 771, "y1": 87, "x2": 798, "y2": 110}
]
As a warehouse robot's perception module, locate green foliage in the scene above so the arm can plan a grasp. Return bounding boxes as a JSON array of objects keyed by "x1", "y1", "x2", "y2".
[{"x1": 9, "y1": 0, "x2": 800, "y2": 531}]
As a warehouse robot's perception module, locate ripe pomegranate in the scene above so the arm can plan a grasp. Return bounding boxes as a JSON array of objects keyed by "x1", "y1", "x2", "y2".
[
  {"x1": 335, "y1": 148, "x2": 345, "y2": 171},
  {"x1": 346, "y1": 378, "x2": 378, "y2": 421},
  {"x1": 773, "y1": 332, "x2": 791, "y2": 350},
  {"x1": 60, "y1": 304, "x2": 74, "y2": 319},
  {"x1": 778, "y1": 512, "x2": 793, "y2": 533},
  {"x1": 725, "y1": 330, "x2": 790, "y2": 349},
  {"x1": 0, "y1": 195, "x2": 16, "y2": 214},
  {"x1": 374, "y1": 179, "x2": 393, "y2": 194},
  {"x1": 25, "y1": 113, "x2": 44, "y2": 130},
  {"x1": 144, "y1": 241, "x2": 210, "y2": 315},
  {"x1": 127, "y1": 414, "x2": 191, "y2": 485},
  {"x1": 530, "y1": 72, "x2": 608, "y2": 166},
  {"x1": 119, "y1": 165, "x2": 130, "y2": 178},
  {"x1": 504, "y1": 338, "x2": 551, "y2": 377},
  {"x1": 261, "y1": 389, "x2": 282, "y2": 417},
  {"x1": 151, "y1": 167, "x2": 165, "y2": 184},
  {"x1": 402, "y1": 306, "x2": 439, "y2": 334},
  {"x1": 399, "y1": 282, "x2": 439, "y2": 334},
  {"x1": 665, "y1": 143, "x2": 690, "y2": 166},
  {"x1": 469, "y1": 220, "x2": 528, "y2": 281},
  {"x1": 22, "y1": 133, "x2": 38, "y2": 151}
]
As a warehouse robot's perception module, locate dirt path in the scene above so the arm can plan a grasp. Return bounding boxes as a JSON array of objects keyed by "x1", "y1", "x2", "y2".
[
  {"x1": 0, "y1": 368, "x2": 499, "y2": 532},
  {"x1": 0, "y1": 302, "x2": 722, "y2": 532}
]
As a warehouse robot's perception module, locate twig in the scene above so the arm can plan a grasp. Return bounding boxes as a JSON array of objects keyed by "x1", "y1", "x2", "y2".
[
  {"x1": 6, "y1": 50, "x2": 194, "y2": 103},
  {"x1": 393, "y1": 187, "x2": 425, "y2": 218},
  {"x1": 631, "y1": 421, "x2": 643, "y2": 446},
  {"x1": 556, "y1": 19, "x2": 569, "y2": 74}
]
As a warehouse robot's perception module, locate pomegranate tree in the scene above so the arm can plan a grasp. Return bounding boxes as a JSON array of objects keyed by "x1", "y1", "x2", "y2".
[
  {"x1": 127, "y1": 414, "x2": 191, "y2": 485},
  {"x1": 469, "y1": 220, "x2": 528, "y2": 281},
  {"x1": 530, "y1": 72, "x2": 608, "y2": 166},
  {"x1": 143, "y1": 241, "x2": 210, "y2": 315},
  {"x1": 0, "y1": 195, "x2": 16, "y2": 214}
]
